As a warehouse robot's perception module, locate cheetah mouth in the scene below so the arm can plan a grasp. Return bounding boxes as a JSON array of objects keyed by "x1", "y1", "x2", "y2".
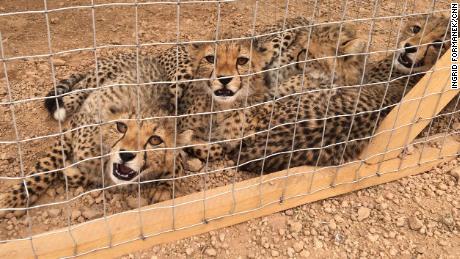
[
  {"x1": 213, "y1": 88, "x2": 235, "y2": 98},
  {"x1": 113, "y1": 163, "x2": 138, "y2": 181},
  {"x1": 397, "y1": 53, "x2": 424, "y2": 69}
]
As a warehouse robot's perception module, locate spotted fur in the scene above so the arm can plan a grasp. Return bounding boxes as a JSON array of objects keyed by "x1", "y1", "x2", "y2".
[
  {"x1": 233, "y1": 14, "x2": 451, "y2": 173},
  {"x1": 0, "y1": 56, "x2": 194, "y2": 214},
  {"x1": 44, "y1": 46, "x2": 194, "y2": 122}
]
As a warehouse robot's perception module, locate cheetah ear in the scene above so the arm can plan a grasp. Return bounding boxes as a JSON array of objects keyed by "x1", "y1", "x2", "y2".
[
  {"x1": 188, "y1": 41, "x2": 212, "y2": 62},
  {"x1": 296, "y1": 49, "x2": 307, "y2": 62},
  {"x1": 340, "y1": 38, "x2": 367, "y2": 55}
]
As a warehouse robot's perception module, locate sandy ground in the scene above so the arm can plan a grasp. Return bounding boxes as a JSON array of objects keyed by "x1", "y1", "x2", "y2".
[{"x1": 0, "y1": 0, "x2": 458, "y2": 258}]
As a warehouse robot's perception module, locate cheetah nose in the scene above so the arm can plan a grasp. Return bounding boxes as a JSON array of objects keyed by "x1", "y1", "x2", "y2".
[
  {"x1": 119, "y1": 149, "x2": 136, "y2": 162},
  {"x1": 404, "y1": 43, "x2": 417, "y2": 54},
  {"x1": 217, "y1": 75, "x2": 232, "y2": 86}
]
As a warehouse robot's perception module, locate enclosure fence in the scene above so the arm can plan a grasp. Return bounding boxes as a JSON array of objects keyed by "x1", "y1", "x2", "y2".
[{"x1": 0, "y1": 0, "x2": 458, "y2": 258}]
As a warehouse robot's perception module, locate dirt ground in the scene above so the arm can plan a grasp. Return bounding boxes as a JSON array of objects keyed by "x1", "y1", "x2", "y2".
[{"x1": 0, "y1": 0, "x2": 458, "y2": 258}]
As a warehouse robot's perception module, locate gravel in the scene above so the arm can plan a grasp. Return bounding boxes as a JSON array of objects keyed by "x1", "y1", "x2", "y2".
[
  {"x1": 357, "y1": 207, "x2": 371, "y2": 221},
  {"x1": 119, "y1": 158, "x2": 460, "y2": 259},
  {"x1": 0, "y1": 1, "x2": 457, "y2": 259}
]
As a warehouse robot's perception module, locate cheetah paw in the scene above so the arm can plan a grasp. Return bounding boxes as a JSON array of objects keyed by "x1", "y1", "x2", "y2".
[{"x1": 150, "y1": 184, "x2": 173, "y2": 203}]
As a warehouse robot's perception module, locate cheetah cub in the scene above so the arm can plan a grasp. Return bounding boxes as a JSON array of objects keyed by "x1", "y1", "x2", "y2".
[
  {"x1": 256, "y1": 17, "x2": 367, "y2": 96},
  {"x1": 44, "y1": 46, "x2": 194, "y2": 122},
  {"x1": 233, "y1": 14, "x2": 451, "y2": 173},
  {"x1": 0, "y1": 58, "x2": 194, "y2": 215},
  {"x1": 177, "y1": 37, "x2": 272, "y2": 161}
]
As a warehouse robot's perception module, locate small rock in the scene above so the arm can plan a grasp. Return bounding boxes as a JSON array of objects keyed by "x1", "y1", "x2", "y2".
[
  {"x1": 287, "y1": 247, "x2": 295, "y2": 258},
  {"x1": 205, "y1": 248, "x2": 217, "y2": 257},
  {"x1": 279, "y1": 228, "x2": 286, "y2": 236},
  {"x1": 271, "y1": 250, "x2": 280, "y2": 257},
  {"x1": 408, "y1": 216, "x2": 423, "y2": 230},
  {"x1": 186, "y1": 158, "x2": 203, "y2": 172},
  {"x1": 439, "y1": 240, "x2": 448, "y2": 246},
  {"x1": 293, "y1": 241, "x2": 304, "y2": 252},
  {"x1": 404, "y1": 145, "x2": 415, "y2": 155},
  {"x1": 314, "y1": 238, "x2": 323, "y2": 249},
  {"x1": 74, "y1": 186, "x2": 84, "y2": 196},
  {"x1": 441, "y1": 214, "x2": 455, "y2": 227},
  {"x1": 48, "y1": 209, "x2": 61, "y2": 218},
  {"x1": 53, "y1": 58, "x2": 66, "y2": 66},
  {"x1": 438, "y1": 183, "x2": 448, "y2": 191},
  {"x1": 289, "y1": 221, "x2": 303, "y2": 233},
  {"x1": 357, "y1": 207, "x2": 371, "y2": 221},
  {"x1": 415, "y1": 246, "x2": 426, "y2": 254},
  {"x1": 127, "y1": 197, "x2": 148, "y2": 209},
  {"x1": 71, "y1": 210, "x2": 81, "y2": 221},
  {"x1": 219, "y1": 233, "x2": 225, "y2": 242},
  {"x1": 328, "y1": 220, "x2": 337, "y2": 231},
  {"x1": 384, "y1": 192, "x2": 394, "y2": 200},
  {"x1": 56, "y1": 186, "x2": 65, "y2": 195},
  {"x1": 449, "y1": 167, "x2": 460, "y2": 184},
  {"x1": 453, "y1": 122, "x2": 460, "y2": 130},
  {"x1": 185, "y1": 247, "x2": 194, "y2": 255},
  {"x1": 367, "y1": 234, "x2": 379, "y2": 242},
  {"x1": 13, "y1": 210, "x2": 26, "y2": 218},
  {"x1": 90, "y1": 190, "x2": 102, "y2": 198},
  {"x1": 396, "y1": 217, "x2": 406, "y2": 227},
  {"x1": 389, "y1": 248, "x2": 398, "y2": 256},
  {"x1": 82, "y1": 209, "x2": 102, "y2": 220},
  {"x1": 388, "y1": 231, "x2": 397, "y2": 239},
  {"x1": 300, "y1": 250, "x2": 311, "y2": 258},
  {"x1": 46, "y1": 188, "x2": 56, "y2": 198},
  {"x1": 285, "y1": 209, "x2": 294, "y2": 216}
]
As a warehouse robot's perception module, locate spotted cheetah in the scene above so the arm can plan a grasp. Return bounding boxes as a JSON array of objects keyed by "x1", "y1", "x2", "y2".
[
  {"x1": 257, "y1": 17, "x2": 366, "y2": 96},
  {"x1": 178, "y1": 20, "x2": 367, "y2": 162},
  {"x1": 44, "y1": 46, "x2": 194, "y2": 122},
  {"x1": 233, "y1": 14, "x2": 452, "y2": 173},
  {"x1": 177, "y1": 37, "x2": 270, "y2": 161},
  {"x1": 0, "y1": 56, "x2": 194, "y2": 214}
]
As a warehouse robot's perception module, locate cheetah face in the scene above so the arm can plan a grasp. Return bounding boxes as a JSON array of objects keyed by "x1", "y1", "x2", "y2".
[
  {"x1": 107, "y1": 119, "x2": 193, "y2": 185},
  {"x1": 192, "y1": 40, "x2": 260, "y2": 105},
  {"x1": 395, "y1": 14, "x2": 450, "y2": 73},
  {"x1": 296, "y1": 23, "x2": 367, "y2": 85}
]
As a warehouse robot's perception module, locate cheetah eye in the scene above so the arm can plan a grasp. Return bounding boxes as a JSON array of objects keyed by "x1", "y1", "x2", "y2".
[
  {"x1": 341, "y1": 39, "x2": 352, "y2": 46},
  {"x1": 237, "y1": 57, "x2": 249, "y2": 65},
  {"x1": 116, "y1": 122, "x2": 127, "y2": 133},
  {"x1": 148, "y1": 135, "x2": 163, "y2": 146},
  {"x1": 205, "y1": 55, "x2": 215, "y2": 64},
  {"x1": 411, "y1": 25, "x2": 421, "y2": 34}
]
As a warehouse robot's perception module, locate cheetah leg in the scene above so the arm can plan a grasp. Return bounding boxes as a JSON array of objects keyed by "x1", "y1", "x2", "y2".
[
  {"x1": 149, "y1": 156, "x2": 186, "y2": 203},
  {"x1": 0, "y1": 139, "x2": 71, "y2": 216},
  {"x1": 69, "y1": 126, "x2": 105, "y2": 187},
  {"x1": 45, "y1": 68, "x2": 115, "y2": 122},
  {"x1": 186, "y1": 137, "x2": 225, "y2": 162}
]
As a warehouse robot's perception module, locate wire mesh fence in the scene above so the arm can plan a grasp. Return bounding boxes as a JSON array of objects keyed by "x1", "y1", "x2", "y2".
[{"x1": 0, "y1": 0, "x2": 457, "y2": 257}]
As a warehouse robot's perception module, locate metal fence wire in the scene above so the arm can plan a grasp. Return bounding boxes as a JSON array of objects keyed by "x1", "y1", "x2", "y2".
[{"x1": 0, "y1": 0, "x2": 457, "y2": 257}]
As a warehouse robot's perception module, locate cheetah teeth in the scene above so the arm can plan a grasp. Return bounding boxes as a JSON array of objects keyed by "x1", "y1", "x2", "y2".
[{"x1": 113, "y1": 163, "x2": 138, "y2": 181}]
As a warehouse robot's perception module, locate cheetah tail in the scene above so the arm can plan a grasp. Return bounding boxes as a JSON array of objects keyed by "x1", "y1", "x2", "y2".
[{"x1": 44, "y1": 73, "x2": 86, "y2": 122}]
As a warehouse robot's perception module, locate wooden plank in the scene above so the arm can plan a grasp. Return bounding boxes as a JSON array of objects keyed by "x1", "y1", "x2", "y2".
[
  {"x1": 360, "y1": 49, "x2": 458, "y2": 164},
  {"x1": 0, "y1": 136, "x2": 458, "y2": 259}
]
